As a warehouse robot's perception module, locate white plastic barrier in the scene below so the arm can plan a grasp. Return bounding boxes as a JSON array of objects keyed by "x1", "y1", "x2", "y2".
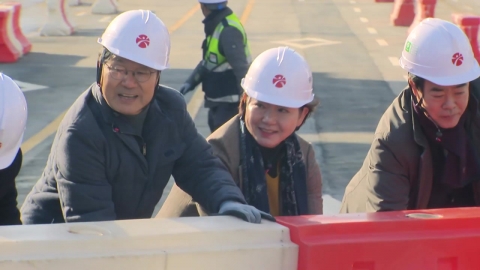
[
  {"x1": 40, "y1": 0, "x2": 74, "y2": 36},
  {"x1": 0, "y1": 217, "x2": 298, "y2": 269},
  {"x1": 69, "y1": 0, "x2": 82, "y2": 6},
  {"x1": 91, "y1": 0, "x2": 118, "y2": 14}
]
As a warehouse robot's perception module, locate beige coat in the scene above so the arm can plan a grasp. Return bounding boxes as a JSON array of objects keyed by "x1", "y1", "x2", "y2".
[
  {"x1": 157, "y1": 116, "x2": 323, "y2": 217},
  {"x1": 340, "y1": 83, "x2": 480, "y2": 213}
]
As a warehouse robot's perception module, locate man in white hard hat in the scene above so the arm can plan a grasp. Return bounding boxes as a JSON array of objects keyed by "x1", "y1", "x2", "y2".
[
  {"x1": 341, "y1": 18, "x2": 480, "y2": 213},
  {"x1": 21, "y1": 10, "x2": 273, "y2": 224},
  {"x1": 0, "y1": 73, "x2": 27, "y2": 225},
  {"x1": 179, "y1": 0, "x2": 252, "y2": 133}
]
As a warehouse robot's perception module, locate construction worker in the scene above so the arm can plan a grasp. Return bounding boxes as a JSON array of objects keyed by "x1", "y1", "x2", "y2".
[
  {"x1": 20, "y1": 10, "x2": 273, "y2": 224},
  {"x1": 158, "y1": 47, "x2": 323, "y2": 218},
  {"x1": 341, "y1": 18, "x2": 480, "y2": 213},
  {"x1": 0, "y1": 73, "x2": 27, "y2": 225},
  {"x1": 179, "y1": 0, "x2": 251, "y2": 133}
]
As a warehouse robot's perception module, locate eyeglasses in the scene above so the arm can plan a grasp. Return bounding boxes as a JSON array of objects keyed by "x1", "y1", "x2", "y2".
[{"x1": 104, "y1": 63, "x2": 157, "y2": 83}]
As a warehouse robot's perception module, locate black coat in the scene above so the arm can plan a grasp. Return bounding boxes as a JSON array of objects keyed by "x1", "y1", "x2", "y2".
[{"x1": 0, "y1": 149, "x2": 21, "y2": 225}]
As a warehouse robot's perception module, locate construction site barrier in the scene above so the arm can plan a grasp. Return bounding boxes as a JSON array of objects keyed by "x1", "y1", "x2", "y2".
[
  {"x1": 3, "y1": 2, "x2": 31, "y2": 54},
  {"x1": 40, "y1": 0, "x2": 74, "y2": 36},
  {"x1": 91, "y1": 0, "x2": 118, "y2": 14},
  {"x1": 452, "y1": 14, "x2": 480, "y2": 64},
  {"x1": 69, "y1": 0, "x2": 83, "y2": 6},
  {"x1": 375, "y1": 0, "x2": 393, "y2": 3},
  {"x1": 0, "y1": 5, "x2": 22, "y2": 62},
  {"x1": 277, "y1": 207, "x2": 480, "y2": 270},
  {"x1": 390, "y1": 0, "x2": 415, "y2": 26},
  {"x1": 408, "y1": 0, "x2": 437, "y2": 33},
  {"x1": 0, "y1": 217, "x2": 298, "y2": 270}
]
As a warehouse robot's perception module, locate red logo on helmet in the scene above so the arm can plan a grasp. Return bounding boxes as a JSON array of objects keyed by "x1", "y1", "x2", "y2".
[
  {"x1": 452, "y1": 52, "x2": 464, "y2": 66},
  {"x1": 136, "y1": 34, "x2": 150, "y2": 48},
  {"x1": 272, "y1": 75, "x2": 287, "y2": 88}
]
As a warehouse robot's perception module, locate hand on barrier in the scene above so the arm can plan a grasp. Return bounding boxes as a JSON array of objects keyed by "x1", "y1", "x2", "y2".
[
  {"x1": 218, "y1": 201, "x2": 276, "y2": 224},
  {"x1": 179, "y1": 83, "x2": 192, "y2": 95}
]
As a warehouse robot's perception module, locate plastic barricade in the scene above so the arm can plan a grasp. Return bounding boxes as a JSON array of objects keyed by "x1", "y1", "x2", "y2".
[
  {"x1": 3, "y1": 2, "x2": 31, "y2": 54},
  {"x1": 0, "y1": 217, "x2": 298, "y2": 269},
  {"x1": 277, "y1": 208, "x2": 480, "y2": 270},
  {"x1": 0, "y1": 5, "x2": 21, "y2": 62},
  {"x1": 91, "y1": 0, "x2": 118, "y2": 14},
  {"x1": 375, "y1": 0, "x2": 394, "y2": 3},
  {"x1": 69, "y1": 0, "x2": 83, "y2": 6},
  {"x1": 452, "y1": 14, "x2": 480, "y2": 64},
  {"x1": 390, "y1": 0, "x2": 415, "y2": 26},
  {"x1": 408, "y1": 0, "x2": 437, "y2": 33},
  {"x1": 40, "y1": 0, "x2": 74, "y2": 36}
]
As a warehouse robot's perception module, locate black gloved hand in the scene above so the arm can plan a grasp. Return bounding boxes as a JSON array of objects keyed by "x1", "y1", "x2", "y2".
[
  {"x1": 218, "y1": 201, "x2": 276, "y2": 224},
  {"x1": 179, "y1": 83, "x2": 192, "y2": 95}
]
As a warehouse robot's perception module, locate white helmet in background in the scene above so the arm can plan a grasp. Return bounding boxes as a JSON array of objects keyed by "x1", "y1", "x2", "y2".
[
  {"x1": 0, "y1": 73, "x2": 27, "y2": 169},
  {"x1": 241, "y1": 47, "x2": 314, "y2": 108},
  {"x1": 399, "y1": 18, "x2": 480, "y2": 86},
  {"x1": 98, "y1": 10, "x2": 170, "y2": 70}
]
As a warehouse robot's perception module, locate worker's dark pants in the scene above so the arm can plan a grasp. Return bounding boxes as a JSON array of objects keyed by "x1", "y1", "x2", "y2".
[{"x1": 208, "y1": 103, "x2": 239, "y2": 133}]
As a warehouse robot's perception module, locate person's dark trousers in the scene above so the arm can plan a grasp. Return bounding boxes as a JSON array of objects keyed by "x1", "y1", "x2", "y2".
[{"x1": 208, "y1": 103, "x2": 239, "y2": 132}]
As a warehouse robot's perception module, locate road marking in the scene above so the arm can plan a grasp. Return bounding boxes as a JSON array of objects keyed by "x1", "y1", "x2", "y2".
[
  {"x1": 299, "y1": 132, "x2": 374, "y2": 144},
  {"x1": 240, "y1": 0, "x2": 255, "y2": 24},
  {"x1": 360, "y1": 17, "x2": 368, "y2": 23},
  {"x1": 272, "y1": 37, "x2": 341, "y2": 49},
  {"x1": 389, "y1": 56, "x2": 400, "y2": 66},
  {"x1": 76, "y1": 11, "x2": 86, "y2": 16},
  {"x1": 14, "y1": 80, "x2": 48, "y2": 92},
  {"x1": 367, "y1": 27, "x2": 377, "y2": 34},
  {"x1": 22, "y1": 6, "x2": 201, "y2": 154},
  {"x1": 169, "y1": 4, "x2": 200, "y2": 33},
  {"x1": 99, "y1": 16, "x2": 111, "y2": 23},
  {"x1": 376, "y1": 39, "x2": 388, "y2": 46},
  {"x1": 354, "y1": 7, "x2": 361, "y2": 12}
]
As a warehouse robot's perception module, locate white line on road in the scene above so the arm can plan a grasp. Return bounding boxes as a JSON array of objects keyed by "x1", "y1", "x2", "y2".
[
  {"x1": 367, "y1": 27, "x2": 377, "y2": 34},
  {"x1": 99, "y1": 16, "x2": 112, "y2": 23},
  {"x1": 360, "y1": 17, "x2": 369, "y2": 23},
  {"x1": 389, "y1": 56, "x2": 400, "y2": 66},
  {"x1": 354, "y1": 7, "x2": 361, "y2": 12},
  {"x1": 76, "y1": 11, "x2": 86, "y2": 16},
  {"x1": 376, "y1": 39, "x2": 388, "y2": 46}
]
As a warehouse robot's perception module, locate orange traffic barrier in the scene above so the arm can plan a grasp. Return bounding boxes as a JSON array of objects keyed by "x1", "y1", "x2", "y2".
[
  {"x1": 375, "y1": 0, "x2": 393, "y2": 3},
  {"x1": 0, "y1": 6, "x2": 22, "y2": 62},
  {"x1": 277, "y1": 208, "x2": 480, "y2": 270},
  {"x1": 452, "y1": 14, "x2": 480, "y2": 64},
  {"x1": 390, "y1": 0, "x2": 415, "y2": 26},
  {"x1": 408, "y1": 0, "x2": 437, "y2": 33},
  {"x1": 3, "y1": 2, "x2": 31, "y2": 54}
]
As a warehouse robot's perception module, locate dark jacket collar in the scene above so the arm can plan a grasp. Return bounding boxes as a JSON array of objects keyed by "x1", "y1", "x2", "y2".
[{"x1": 202, "y1": 7, "x2": 233, "y2": 36}]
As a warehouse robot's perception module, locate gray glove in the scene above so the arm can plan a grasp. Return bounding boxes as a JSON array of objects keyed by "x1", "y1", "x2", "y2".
[
  {"x1": 218, "y1": 201, "x2": 276, "y2": 224},
  {"x1": 179, "y1": 82, "x2": 192, "y2": 95}
]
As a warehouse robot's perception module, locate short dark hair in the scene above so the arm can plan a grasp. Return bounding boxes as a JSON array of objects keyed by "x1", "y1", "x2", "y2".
[
  {"x1": 408, "y1": 72, "x2": 425, "y2": 92},
  {"x1": 238, "y1": 92, "x2": 320, "y2": 130}
]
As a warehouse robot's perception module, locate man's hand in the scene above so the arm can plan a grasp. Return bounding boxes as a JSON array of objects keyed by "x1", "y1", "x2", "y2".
[
  {"x1": 218, "y1": 201, "x2": 276, "y2": 224},
  {"x1": 179, "y1": 83, "x2": 192, "y2": 95}
]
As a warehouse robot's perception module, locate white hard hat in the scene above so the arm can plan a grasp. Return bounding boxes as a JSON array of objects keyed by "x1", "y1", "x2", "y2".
[
  {"x1": 400, "y1": 18, "x2": 480, "y2": 86},
  {"x1": 241, "y1": 47, "x2": 314, "y2": 108},
  {"x1": 198, "y1": 0, "x2": 227, "y2": 3},
  {"x1": 0, "y1": 73, "x2": 27, "y2": 169},
  {"x1": 98, "y1": 10, "x2": 170, "y2": 70}
]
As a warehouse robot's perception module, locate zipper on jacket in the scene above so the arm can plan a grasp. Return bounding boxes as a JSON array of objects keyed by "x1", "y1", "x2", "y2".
[{"x1": 143, "y1": 143, "x2": 147, "y2": 156}]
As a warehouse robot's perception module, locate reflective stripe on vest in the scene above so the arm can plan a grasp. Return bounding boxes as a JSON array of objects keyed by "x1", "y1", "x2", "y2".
[{"x1": 204, "y1": 14, "x2": 252, "y2": 72}]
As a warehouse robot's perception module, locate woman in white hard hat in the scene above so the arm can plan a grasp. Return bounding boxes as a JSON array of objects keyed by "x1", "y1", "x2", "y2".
[
  {"x1": 0, "y1": 73, "x2": 27, "y2": 225},
  {"x1": 21, "y1": 10, "x2": 272, "y2": 224},
  {"x1": 159, "y1": 47, "x2": 323, "y2": 217},
  {"x1": 341, "y1": 18, "x2": 480, "y2": 213}
]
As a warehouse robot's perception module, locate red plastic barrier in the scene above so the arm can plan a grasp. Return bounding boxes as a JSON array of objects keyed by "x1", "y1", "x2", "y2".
[
  {"x1": 390, "y1": 0, "x2": 415, "y2": 26},
  {"x1": 452, "y1": 14, "x2": 480, "y2": 65},
  {"x1": 3, "y1": 2, "x2": 31, "y2": 54},
  {"x1": 408, "y1": 0, "x2": 437, "y2": 33},
  {"x1": 375, "y1": 0, "x2": 394, "y2": 3},
  {"x1": 0, "y1": 6, "x2": 21, "y2": 63},
  {"x1": 277, "y1": 208, "x2": 480, "y2": 270}
]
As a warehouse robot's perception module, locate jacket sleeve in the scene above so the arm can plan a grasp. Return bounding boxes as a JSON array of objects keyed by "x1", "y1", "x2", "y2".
[
  {"x1": 340, "y1": 135, "x2": 410, "y2": 213},
  {"x1": 305, "y1": 144, "x2": 323, "y2": 215},
  {"x1": 184, "y1": 61, "x2": 208, "y2": 90},
  {"x1": 172, "y1": 104, "x2": 246, "y2": 214},
  {"x1": 55, "y1": 127, "x2": 116, "y2": 222},
  {"x1": 219, "y1": 26, "x2": 250, "y2": 93},
  {"x1": 0, "y1": 149, "x2": 22, "y2": 225}
]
